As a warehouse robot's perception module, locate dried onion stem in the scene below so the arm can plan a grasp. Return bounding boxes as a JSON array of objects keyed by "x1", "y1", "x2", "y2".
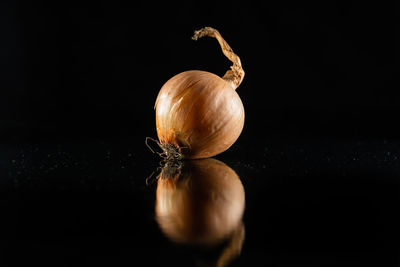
[{"x1": 192, "y1": 27, "x2": 244, "y2": 89}]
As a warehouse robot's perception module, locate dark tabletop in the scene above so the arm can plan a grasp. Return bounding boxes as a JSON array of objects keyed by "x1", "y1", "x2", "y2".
[
  {"x1": 1, "y1": 134, "x2": 399, "y2": 267},
  {"x1": 2, "y1": 1, "x2": 400, "y2": 266}
]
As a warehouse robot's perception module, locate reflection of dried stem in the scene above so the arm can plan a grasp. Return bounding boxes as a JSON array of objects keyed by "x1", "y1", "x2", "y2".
[{"x1": 216, "y1": 222, "x2": 245, "y2": 267}]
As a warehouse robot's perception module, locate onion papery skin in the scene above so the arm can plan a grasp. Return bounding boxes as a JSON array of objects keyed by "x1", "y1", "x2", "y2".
[{"x1": 155, "y1": 70, "x2": 244, "y2": 159}]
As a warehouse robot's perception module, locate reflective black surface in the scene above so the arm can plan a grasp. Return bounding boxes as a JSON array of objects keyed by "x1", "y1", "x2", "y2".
[
  {"x1": 2, "y1": 1, "x2": 400, "y2": 266},
  {"x1": 1, "y1": 136, "x2": 400, "y2": 266}
]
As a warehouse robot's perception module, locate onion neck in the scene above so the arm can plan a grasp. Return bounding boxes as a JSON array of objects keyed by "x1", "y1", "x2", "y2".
[{"x1": 192, "y1": 27, "x2": 245, "y2": 90}]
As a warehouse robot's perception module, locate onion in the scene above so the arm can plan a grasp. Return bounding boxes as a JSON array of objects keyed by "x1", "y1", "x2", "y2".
[
  {"x1": 154, "y1": 27, "x2": 245, "y2": 159},
  {"x1": 155, "y1": 158, "x2": 245, "y2": 246}
]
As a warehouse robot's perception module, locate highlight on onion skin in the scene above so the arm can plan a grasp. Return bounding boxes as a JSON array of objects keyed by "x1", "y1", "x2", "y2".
[
  {"x1": 155, "y1": 158, "x2": 245, "y2": 247},
  {"x1": 154, "y1": 27, "x2": 245, "y2": 160}
]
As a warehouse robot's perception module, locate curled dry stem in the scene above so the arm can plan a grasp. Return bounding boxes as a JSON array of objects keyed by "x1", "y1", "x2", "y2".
[
  {"x1": 192, "y1": 27, "x2": 244, "y2": 89},
  {"x1": 216, "y1": 222, "x2": 245, "y2": 267}
]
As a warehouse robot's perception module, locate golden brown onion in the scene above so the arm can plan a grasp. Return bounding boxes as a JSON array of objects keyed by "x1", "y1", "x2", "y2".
[
  {"x1": 154, "y1": 27, "x2": 245, "y2": 159},
  {"x1": 155, "y1": 158, "x2": 245, "y2": 246}
]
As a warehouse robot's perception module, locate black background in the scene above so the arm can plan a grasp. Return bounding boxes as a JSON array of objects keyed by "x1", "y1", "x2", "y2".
[
  {"x1": 1, "y1": 1, "x2": 400, "y2": 266},
  {"x1": 1, "y1": 1, "x2": 399, "y2": 141}
]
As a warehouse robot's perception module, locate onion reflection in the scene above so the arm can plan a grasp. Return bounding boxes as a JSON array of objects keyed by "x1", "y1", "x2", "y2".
[{"x1": 155, "y1": 158, "x2": 245, "y2": 266}]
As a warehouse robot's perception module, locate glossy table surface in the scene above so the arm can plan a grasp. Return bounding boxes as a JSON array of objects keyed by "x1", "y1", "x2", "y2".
[{"x1": 1, "y1": 136, "x2": 399, "y2": 266}]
